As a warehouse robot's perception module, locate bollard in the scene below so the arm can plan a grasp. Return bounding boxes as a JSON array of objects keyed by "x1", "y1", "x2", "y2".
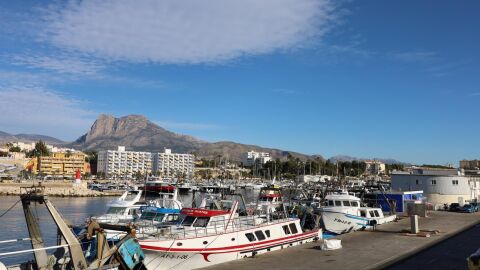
[{"x1": 411, "y1": 215, "x2": 419, "y2": 234}]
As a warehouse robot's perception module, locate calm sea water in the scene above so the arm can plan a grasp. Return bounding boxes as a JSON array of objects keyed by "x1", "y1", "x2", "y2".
[{"x1": 0, "y1": 189, "x2": 260, "y2": 266}]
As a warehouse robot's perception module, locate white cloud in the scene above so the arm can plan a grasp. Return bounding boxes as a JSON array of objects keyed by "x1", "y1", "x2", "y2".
[
  {"x1": 41, "y1": 0, "x2": 338, "y2": 64},
  {"x1": 0, "y1": 87, "x2": 96, "y2": 140},
  {"x1": 11, "y1": 54, "x2": 105, "y2": 76},
  {"x1": 155, "y1": 121, "x2": 221, "y2": 131}
]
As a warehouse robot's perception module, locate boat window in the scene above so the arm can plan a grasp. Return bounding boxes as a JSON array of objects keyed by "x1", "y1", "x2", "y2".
[
  {"x1": 128, "y1": 209, "x2": 139, "y2": 216},
  {"x1": 289, "y1": 223, "x2": 298, "y2": 234},
  {"x1": 369, "y1": 211, "x2": 375, "y2": 217},
  {"x1": 193, "y1": 217, "x2": 210, "y2": 227},
  {"x1": 282, "y1": 225, "x2": 291, "y2": 235},
  {"x1": 373, "y1": 210, "x2": 380, "y2": 217},
  {"x1": 181, "y1": 216, "x2": 196, "y2": 226},
  {"x1": 245, "y1": 233, "x2": 256, "y2": 242},
  {"x1": 328, "y1": 200, "x2": 334, "y2": 206},
  {"x1": 255, "y1": 231, "x2": 266, "y2": 241},
  {"x1": 167, "y1": 215, "x2": 178, "y2": 222},
  {"x1": 360, "y1": 210, "x2": 366, "y2": 217},
  {"x1": 141, "y1": 212, "x2": 156, "y2": 220},
  {"x1": 351, "y1": 201, "x2": 359, "y2": 207},
  {"x1": 107, "y1": 207, "x2": 126, "y2": 215},
  {"x1": 154, "y1": 214, "x2": 165, "y2": 222},
  {"x1": 343, "y1": 201, "x2": 351, "y2": 207},
  {"x1": 334, "y1": 201, "x2": 342, "y2": 207},
  {"x1": 265, "y1": 230, "x2": 271, "y2": 238}
]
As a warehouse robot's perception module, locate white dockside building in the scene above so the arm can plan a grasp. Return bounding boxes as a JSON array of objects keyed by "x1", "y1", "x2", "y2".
[
  {"x1": 97, "y1": 146, "x2": 152, "y2": 178},
  {"x1": 153, "y1": 148, "x2": 195, "y2": 178},
  {"x1": 391, "y1": 168, "x2": 480, "y2": 208}
]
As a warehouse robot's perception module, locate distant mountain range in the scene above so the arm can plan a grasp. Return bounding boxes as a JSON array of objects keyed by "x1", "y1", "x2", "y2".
[
  {"x1": 0, "y1": 114, "x2": 408, "y2": 164},
  {"x1": 0, "y1": 131, "x2": 64, "y2": 145},
  {"x1": 329, "y1": 155, "x2": 409, "y2": 165}
]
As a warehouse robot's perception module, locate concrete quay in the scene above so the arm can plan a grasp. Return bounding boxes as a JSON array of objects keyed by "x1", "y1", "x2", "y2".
[
  {"x1": 204, "y1": 211, "x2": 480, "y2": 270},
  {"x1": 0, "y1": 182, "x2": 122, "y2": 197}
]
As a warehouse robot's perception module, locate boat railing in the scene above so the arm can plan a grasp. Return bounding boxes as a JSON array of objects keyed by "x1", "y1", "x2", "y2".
[{"x1": 144, "y1": 213, "x2": 293, "y2": 240}]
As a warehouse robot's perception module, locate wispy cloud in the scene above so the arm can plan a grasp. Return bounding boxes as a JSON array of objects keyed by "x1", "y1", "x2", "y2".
[
  {"x1": 10, "y1": 54, "x2": 105, "y2": 76},
  {"x1": 39, "y1": 0, "x2": 339, "y2": 65},
  {"x1": 0, "y1": 87, "x2": 96, "y2": 140},
  {"x1": 155, "y1": 121, "x2": 222, "y2": 131}
]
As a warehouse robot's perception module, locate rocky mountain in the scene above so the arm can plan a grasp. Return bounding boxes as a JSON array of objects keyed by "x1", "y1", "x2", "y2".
[
  {"x1": 70, "y1": 114, "x2": 207, "y2": 153},
  {"x1": 70, "y1": 114, "x2": 319, "y2": 162},
  {"x1": 0, "y1": 131, "x2": 64, "y2": 145}
]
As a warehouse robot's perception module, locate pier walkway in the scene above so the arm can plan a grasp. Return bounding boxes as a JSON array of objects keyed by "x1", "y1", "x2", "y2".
[{"x1": 204, "y1": 211, "x2": 480, "y2": 270}]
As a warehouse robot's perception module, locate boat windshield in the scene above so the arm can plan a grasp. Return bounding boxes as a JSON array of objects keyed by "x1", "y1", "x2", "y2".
[
  {"x1": 260, "y1": 197, "x2": 274, "y2": 202},
  {"x1": 180, "y1": 216, "x2": 210, "y2": 227},
  {"x1": 141, "y1": 212, "x2": 166, "y2": 222},
  {"x1": 181, "y1": 216, "x2": 196, "y2": 226},
  {"x1": 193, "y1": 217, "x2": 210, "y2": 227},
  {"x1": 106, "y1": 207, "x2": 127, "y2": 215}
]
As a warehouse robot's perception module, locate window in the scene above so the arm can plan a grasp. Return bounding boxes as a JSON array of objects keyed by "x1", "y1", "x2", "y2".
[
  {"x1": 431, "y1": 179, "x2": 437, "y2": 185},
  {"x1": 265, "y1": 230, "x2": 271, "y2": 238},
  {"x1": 373, "y1": 210, "x2": 380, "y2": 217},
  {"x1": 255, "y1": 231, "x2": 266, "y2": 241},
  {"x1": 334, "y1": 201, "x2": 342, "y2": 206},
  {"x1": 360, "y1": 210, "x2": 366, "y2": 217},
  {"x1": 289, "y1": 223, "x2": 298, "y2": 234},
  {"x1": 369, "y1": 211, "x2": 375, "y2": 217},
  {"x1": 282, "y1": 225, "x2": 291, "y2": 235},
  {"x1": 452, "y1": 180, "x2": 459, "y2": 186},
  {"x1": 343, "y1": 201, "x2": 351, "y2": 207},
  {"x1": 107, "y1": 207, "x2": 126, "y2": 215},
  {"x1": 245, "y1": 233, "x2": 256, "y2": 242},
  {"x1": 351, "y1": 201, "x2": 359, "y2": 207},
  {"x1": 415, "y1": 179, "x2": 422, "y2": 185},
  {"x1": 328, "y1": 200, "x2": 334, "y2": 206}
]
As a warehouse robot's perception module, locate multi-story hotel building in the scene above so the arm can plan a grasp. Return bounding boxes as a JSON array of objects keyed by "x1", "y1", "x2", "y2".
[
  {"x1": 153, "y1": 148, "x2": 195, "y2": 178},
  {"x1": 27, "y1": 152, "x2": 90, "y2": 176},
  {"x1": 97, "y1": 146, "x2": 152, "y2": 178}
]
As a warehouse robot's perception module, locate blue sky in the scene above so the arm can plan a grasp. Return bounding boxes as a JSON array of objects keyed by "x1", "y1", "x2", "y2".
[{"x1": 0, "y1": 0, "x2": 479, "y2": 165}]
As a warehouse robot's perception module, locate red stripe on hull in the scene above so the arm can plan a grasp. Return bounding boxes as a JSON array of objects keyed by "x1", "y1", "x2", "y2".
[{"x1": 140, "y1": 230, "x2": 319, "y2": 252}]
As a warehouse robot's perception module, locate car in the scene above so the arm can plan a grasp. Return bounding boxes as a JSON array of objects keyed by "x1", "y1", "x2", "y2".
[
  {"x1": 449, "y1": 203, "x2": 461, "y2": 212},
  {"x1": 460, "y1": 204, "x2": 477, "y2": 213}
]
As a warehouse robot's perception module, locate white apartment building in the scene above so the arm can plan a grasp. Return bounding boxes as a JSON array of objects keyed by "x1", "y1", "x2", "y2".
[
  {"x1": 364, "y1": 160, "x2": 386, "y2": 175},
  {"x1": 97, "y1": 146, "x2": 152, "y2": 178},
  {"x1": 153, "y1": 149, "x2": 195, "y2": 178},
  {"x1": 244, "y1": 151, "x2": 272, "y2": 166}
]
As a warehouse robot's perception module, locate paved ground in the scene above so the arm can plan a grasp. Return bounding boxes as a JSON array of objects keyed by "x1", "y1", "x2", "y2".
[
  {"x1": 203, "y1": 211, "x2": 480, "y2": 270},
  {"x1": 386, "y1": 222, "x2": 480, "y2": 270}
]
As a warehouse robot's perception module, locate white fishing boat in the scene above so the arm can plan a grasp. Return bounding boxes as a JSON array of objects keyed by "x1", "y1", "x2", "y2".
[
  {"x1": 320, "y1": 191, "x2": 396, "y2": 234},
  {"x1": 93, "y1": 190, "x2": 145, "y2": 224},
  {"x1": 138, "y1": 195, "x2": 322, "y2": 270}
]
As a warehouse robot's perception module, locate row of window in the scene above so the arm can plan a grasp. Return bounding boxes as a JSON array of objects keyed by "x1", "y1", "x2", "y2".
[
  {"x1": 245, "y1": 229, "x2": 271, "y2": 242},
  {"x1": 415, "y1": 179, "x2": 460, "y2": 186},
  {"x1": 327, "y1": 200, "x2": 359, "y2": 207}
]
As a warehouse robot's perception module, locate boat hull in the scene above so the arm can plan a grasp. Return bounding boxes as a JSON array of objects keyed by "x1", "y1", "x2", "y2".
[
  {"x1": 321, "y1": 210, "x2": 396, "y2": 234},
  {"x1": 140, "y1": 226, "x2": 320, "y2": 270}
]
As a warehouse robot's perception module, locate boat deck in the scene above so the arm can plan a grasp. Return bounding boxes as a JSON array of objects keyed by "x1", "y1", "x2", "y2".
[{"x1": 202, "y1": 211, "x2": 480, "y2": 270}]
